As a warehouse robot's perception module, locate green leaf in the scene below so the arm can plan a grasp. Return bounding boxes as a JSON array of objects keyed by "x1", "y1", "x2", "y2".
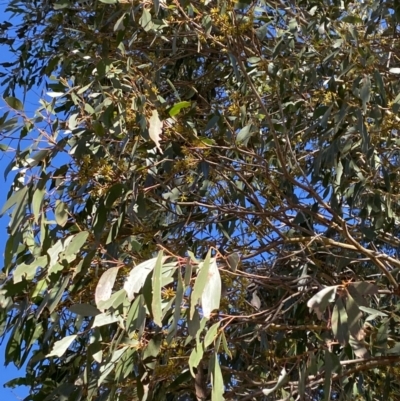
[
  {"x1": 345, "y1": 293, "x2": 362, "y2": 338},
  {"x1": 151, "y1": 251, "x2": 164, "y2": 327},
  {"x1": 190, "y1": 250, "x2": 211, "y2": 319},
  {"x1": 95, "y1": 267, "x2": 119, "y2": 309},
  {"x1": 236, "y1": 124, "x2": 253, "y2": 145},
  {"x1": 201, "y1": 258, "x2": 221, "y2": 319},
  {"x1": 92, "y1": 312, "x2": 120, "y2": 328},
  {"x1": 55, "y1": 200, "x2": 68, "y2": 227},
  {"x1": 47, "y1": 335, "x2": 77, "y2": 358},
  {"x1": 53, "y1": 0, "x2": 70, "y2": 9},
  {"x1": 69, "y1": 304, "x2": 101, "y2": 316},
  {"x1": 63, "y1": 231, "x2": 89, "y2": 257},
  {"x1": 104, "y1": 183, "x2": 125, "y2": 208},
  {"x1": 97, "y1": 289, "x2": 126, "y2": 311},
  {"x1": 323, "y1": 351, "x2": 332, "y2": 401},
  {"x1": 262, "y1": 368, "x2": 287, "y2": 396},
  {"x1": 1, "y1": 186, "x2": 29, "y2": 216},
  {"x1": 169, "y1": 101, "x2": 191, "y2": 117},
  {"x1": 307, "y1": 286, "x2": 337, "y2": 319},
  {"x1": 98, "y1": 346, "x2": 128, "y2": 386},
  {"x1": 204, "y1": 322, "x2": 220, "y2": 348},
  {"x1": 126, "y1": 295, "x2": 146, "y2": 334},
  {"x1": 167, "y1": 268, "x2": 184, "y2": 343},
  {"x1": 32, "y1": 188, "x2": 45, "y2": 224},
  {"x1": 148, "y1": 109, "x2": 163, "y2": 153},
  {"x1": 188, "y1": 342, "x2": 204, "y2": 376},
  {"x1": 360, "y1": 76, "x2": 371, "y2": 112},
  {"x1": 13, "y1": 256, "x2": 47, "y2": 283},
  {"x1": 4, "y1": 96, "x2": 23, "y2": 111},
  {"x1": 114, "y1": 12, "x2": 127, "y2": 31},
  {"x1": 140, "y1": 8, "x2": 153, "y2": 31},
  {"x1": 336, "y1": 297, "x2": 349, "y2": 345},
  {"x1": 47, "y1": 275, "x2": 70, "y2": 313},
  {"x1": 124, "y1": 255, "x2": 165, "y2": 301},
  {"x1": 211, "y1": 351, "x2": 225, "y2": 400},
  {"x1": 221, "y1": 331, "x2": 232, "y2": 358},
  {"x1": 226, "y1": 252, "x2": 240, "y2": 272}
]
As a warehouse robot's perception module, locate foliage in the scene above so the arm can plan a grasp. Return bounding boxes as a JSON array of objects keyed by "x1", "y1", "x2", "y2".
[{"x1": 2, "y1": 0, "x2": 400, "y2": 399}]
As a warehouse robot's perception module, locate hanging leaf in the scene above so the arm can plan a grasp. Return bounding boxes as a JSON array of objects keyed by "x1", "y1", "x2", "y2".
[
  {"x1": 188, "y1": 343, "x2": 204, "y2": 376},
  {"x1": 204, "y1": 322, "x2": 220, "y2": 348},
  {"x1": 190, "y1": 251, "x2": 211, "y2": 319},
  {"x1": 148, "y1": 109, "x2": 163, "y2": 153},
  {"x1": 124, "y1": 254, "x2": 168, "y2": 301},
  {"x1": 55, "y1": 200, "x2": 68, "y2": 227},
  {"x1": 201, "y1": 258, "x2": 221, "y2": 319},
  {"x1": 307, "y1": 286, "x2": 337, "y2": 319},
  {"x1": 226, "y1": 253, "x2": 239, "y2": 272},
  {"x1": 1, "y1": 186, "x2": 29, "y2": 216},
  {"x1": 262, "y1": 368, "x2": 287, "y2": 396},
  {"x1": 236, "y1": 124, "x2": 253, "y2": 145},
  {"x1": 32, "y1": 188, "x2": 45, "y2": 224},
  {"x1": 95, "y1": 267, "x2": 119, "y2": 309},
  {"x1": 211, "y1": 351, "x2": 225, "y2": 400},
  {"x1": 63, "y1": 231, "x2": 89, "y2": 257},
  {"x1": 151, "y1": 252, "x2": 164, "y2": 327}
]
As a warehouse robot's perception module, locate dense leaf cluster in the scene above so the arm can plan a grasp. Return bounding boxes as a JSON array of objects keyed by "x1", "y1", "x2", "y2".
[{"x1": 1, "y1": 0, "x2": 400, "y2": 399}]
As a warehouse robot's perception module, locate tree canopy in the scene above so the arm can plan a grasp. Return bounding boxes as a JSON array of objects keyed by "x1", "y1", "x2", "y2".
[{"x1": 1, "y1": 0, "x2": 400, "y2": 399}]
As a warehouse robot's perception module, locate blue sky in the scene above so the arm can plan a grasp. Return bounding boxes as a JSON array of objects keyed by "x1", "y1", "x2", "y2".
[{"x1": 0, "y1": 2, "x2": 40, "y2": 399}]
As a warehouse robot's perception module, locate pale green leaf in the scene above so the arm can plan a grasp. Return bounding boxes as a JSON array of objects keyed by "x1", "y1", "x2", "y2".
[
  {"x1": 124, "y1": 256, "x2": 163, "y2": 301},
  {"x1": 63, "y1": 231, "x2": 89, "y2": 257},
  {"x1": 95, "y1": 267, "x2": 119, "y2": 309},
  {"x1": 148, "y1": 109, "x2": 163, "y2": 153},
  {"x1": 92, "y1": 313, "x2": 120, "y2": 328},
  {"x1": 47, "y1": 335, "x2": 77, "y2": 358},
  {"x1": 204, "y1": 322, "x2": 220, "y2": 348},
  {"x1": 32, "y1": 188, "x2": 45, "y2": 224},
  {"x1": 201, "y1": 258, "x2": 221, "y2": 319},
  {"x1": 190, "y1": 250, "x2": 211, "y2": 319},
  {"x1": 55, "y1": 200, "x2": 68, "y2": 227},
  {"x1": 307, "y1": 286, "x2": 338, "y2": 319},
  {"x1": 211, "y1": 351, "x2": 225, "y2": 400},
  {"x1": 262, "y1": 368, "x2": 287, "y2": 396},
  {"x1": 151, "y1": 251, "x2": 163, "y2": 327},
  {"x1": 188, "y1": 343, "x2": 204, "y2": 376},
  {"x1": 1, "y1": 186, "x2": 29, "y2": 216},
  {"x1": 236, "y1": 124, "x2": 253, "y2": 145}
]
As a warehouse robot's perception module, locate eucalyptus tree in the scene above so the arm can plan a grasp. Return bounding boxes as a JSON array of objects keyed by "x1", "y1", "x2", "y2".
[{"x1": 1, "y1": 0, "x2": 400, "y2": 400}]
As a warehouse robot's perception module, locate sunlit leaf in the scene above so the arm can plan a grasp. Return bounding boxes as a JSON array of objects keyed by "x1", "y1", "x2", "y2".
[
  {"x1": 307, "y1": 286, "x2": 337, "y2": 319},
  {"x1": 201, "y1": 258, "x2": 221, "y2": 319},
  {"x1": 47, "y1": 335, "x2": 77, "y2": 358},
  {"x1": 262, "y1": 368, "x2": 287, "y2": 396},
  {"x1": 95, "y1": 267, "x2": 119, "y2": 309},
  {"x1": 148, "y1": 109, "x2": 163, "y2": 153},
  {"x1": 55, "y1": 200, "x2": 68, "y2": 227},
  {"x1": 151, "y1": 252, "x2": 163, "y2": 327},
  {"x1": 190, "y1": 251, "x2": 211, "y2": 319},
  {"x1": 124, "y1": 254, "x2": 168, "y2": 301},
  {"x1": 169, "y1": 101, "x2": 191, "y2": 117}
]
